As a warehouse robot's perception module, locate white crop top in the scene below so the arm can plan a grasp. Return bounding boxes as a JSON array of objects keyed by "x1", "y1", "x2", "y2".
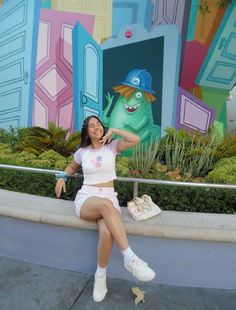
[{"x1": 74, "y1": 139, "x2": 119, "y2": 185}]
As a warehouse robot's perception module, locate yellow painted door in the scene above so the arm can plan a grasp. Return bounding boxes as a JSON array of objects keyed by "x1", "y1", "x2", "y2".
[
  {"x1": 52, "y1": 0, "x2": 112, "y2": 44},
  {"x1": 194, "y1": 0, "x2": 221, "y2": 44}
]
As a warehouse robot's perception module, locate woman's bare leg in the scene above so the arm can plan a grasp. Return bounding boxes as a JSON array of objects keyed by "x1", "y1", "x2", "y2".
[
  {"x1": 81, "y1": 196, "x2": 155, "y2": 283},
  {"x1": 97, "y1": 219, "x2": 113, "y2": 267},
  {"x1": 80, "y1": 196, "x2": 129, "y2": 251}
]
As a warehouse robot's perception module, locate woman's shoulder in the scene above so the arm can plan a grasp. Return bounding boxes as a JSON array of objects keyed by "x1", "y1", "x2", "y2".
[
  {"x1": 74, "y1": 146, "x2": 88, "y2": 163},
  {"x1": 107, "y1": 139, "x2": 119, "y2": 154}
]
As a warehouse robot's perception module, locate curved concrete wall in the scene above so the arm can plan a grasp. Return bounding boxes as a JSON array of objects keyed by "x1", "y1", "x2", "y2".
[{"x1": 0, "y1": 189, "x2": 236, "y2": 289}]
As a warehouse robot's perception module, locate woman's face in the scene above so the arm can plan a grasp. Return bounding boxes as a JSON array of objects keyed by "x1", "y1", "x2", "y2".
[{"x1": 87, "y1": 117, "x2": 104, "y2": 141}]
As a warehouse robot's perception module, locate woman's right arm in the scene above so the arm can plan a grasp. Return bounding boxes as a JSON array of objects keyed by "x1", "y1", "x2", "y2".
[{"x1": 55, "y1": 160, "x2": 80, "y2": 198}]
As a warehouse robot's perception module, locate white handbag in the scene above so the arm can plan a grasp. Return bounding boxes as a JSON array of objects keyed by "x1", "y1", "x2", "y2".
[{"x1": 127, "y1": 194, "x2": 161, "y2": 221}]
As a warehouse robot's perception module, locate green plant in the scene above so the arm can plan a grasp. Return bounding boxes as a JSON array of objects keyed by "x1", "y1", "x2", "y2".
[
  {"x1": 158, "y1": 127, "x2": 219, "y2": 177},
  {"x1": 164, "y1": 135, "x2": 188, "y2": 173},
  {"x1": 16, "y1": 122, "x2": 81, "y2": 156},
  {"x1": 0, "y1": 143, "x2": 13, "y2": 155},
  {"x1": 116, "y1": 156, "x2": 133, "y2": 176},
  {"x1": 214, "y1": 134, "x2": 236, "y2": 159},
  {"x1": 206, "y1": 165, "x2": 236, "y2": 184},
  {"x1": 213, "y1": 156, "x2": 236, "y2": 169},
  {"x1": 131, "y1": 138, "x2": 161, "y2": 175},
  {"x1": 114, "y1": 181, "x2": 236, "y2": 214},
  {"x1": 205, "y1": 156, "x2": 236, "y2": 185},
  {"x1": 187, "y1": 132, "x2": 218, "y2": 177},
  {"x1": 0, "y1": 127, "x2": 30, "y2": 151}
]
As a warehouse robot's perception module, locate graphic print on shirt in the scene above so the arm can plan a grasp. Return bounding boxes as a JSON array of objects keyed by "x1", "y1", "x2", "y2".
[{"x1": 90, "y1": 155, "x2": 103, "y2": 168}]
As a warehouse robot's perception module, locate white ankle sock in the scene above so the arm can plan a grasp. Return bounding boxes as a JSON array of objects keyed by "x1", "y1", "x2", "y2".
[
  {"x1": 122, "y1": 246, "x2": 135, "y2": 263},
  {"x1": 95, "y1": 264, "x2": 107, "y2": 278}
]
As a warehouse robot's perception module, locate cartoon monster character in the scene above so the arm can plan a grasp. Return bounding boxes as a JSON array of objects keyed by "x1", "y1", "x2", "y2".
[{"x1": 102, "y1": 68, "x2": 161, "y2": 156}]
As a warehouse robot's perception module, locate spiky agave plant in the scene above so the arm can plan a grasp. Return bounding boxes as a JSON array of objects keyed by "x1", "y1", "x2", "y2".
[{"x1": 132, "y1": 138, "x2": 161, "y2": 175}]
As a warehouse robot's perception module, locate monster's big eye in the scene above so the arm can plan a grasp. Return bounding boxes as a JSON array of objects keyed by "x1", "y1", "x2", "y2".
[{"x1": 135, "y1": 92, "x2": 142, "y2": 99}]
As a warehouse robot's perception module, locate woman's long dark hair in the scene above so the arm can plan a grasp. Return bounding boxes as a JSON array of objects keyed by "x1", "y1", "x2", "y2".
[{"x1": 80, "y1": 115, "x2": 106, "y2": 148}]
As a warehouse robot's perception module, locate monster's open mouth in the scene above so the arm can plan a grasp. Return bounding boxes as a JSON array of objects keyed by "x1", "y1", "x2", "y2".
[{"x1": 124, "y1": 103, "x2": 141, "y2": 113}]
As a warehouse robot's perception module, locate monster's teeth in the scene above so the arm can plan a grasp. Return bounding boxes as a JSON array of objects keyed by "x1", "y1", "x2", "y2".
[
  {"x1": 134, "y1": 103, "x2": 141, "y2": 109},
  {"x1": 125, "y1": 103, "x2": 141, "y2": 112},
  {"x1": 127, "y1": 106, "x2": 136, "y2": 112}
]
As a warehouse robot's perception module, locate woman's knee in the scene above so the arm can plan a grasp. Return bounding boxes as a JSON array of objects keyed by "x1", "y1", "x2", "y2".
[{"x1": 100, "y1": 199, "x2": 117, "y2": 214}]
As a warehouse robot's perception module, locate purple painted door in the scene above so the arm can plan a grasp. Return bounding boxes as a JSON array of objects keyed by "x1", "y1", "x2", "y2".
[
  {"x1": 175, "y1": 87, "x2": 215, "y2": 133},
  {"x1": 33, "y1": 9, "x2": 94, "y2": 131}
]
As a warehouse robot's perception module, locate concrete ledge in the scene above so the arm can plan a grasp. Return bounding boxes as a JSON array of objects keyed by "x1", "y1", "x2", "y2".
[{"x1": 0, "y1": 189, "x2": 235, "y2": 243}]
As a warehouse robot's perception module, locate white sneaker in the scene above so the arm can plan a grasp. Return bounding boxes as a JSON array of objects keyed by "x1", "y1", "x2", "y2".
[
  {"x1": 124, "y1": 255, "x2": 155, "y2": 282},
  {"x1": 93, "y1": 275, "x2": 108, "y2": 302}
]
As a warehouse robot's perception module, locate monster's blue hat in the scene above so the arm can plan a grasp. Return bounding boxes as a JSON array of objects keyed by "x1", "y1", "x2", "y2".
[{"x1": 120, "y1": 69, "x2": 155, "y2": 94}]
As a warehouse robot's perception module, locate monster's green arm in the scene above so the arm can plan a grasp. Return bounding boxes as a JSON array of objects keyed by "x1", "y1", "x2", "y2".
[{"x1": 102, "y1": 92, "x2": 114, "y2": 127}]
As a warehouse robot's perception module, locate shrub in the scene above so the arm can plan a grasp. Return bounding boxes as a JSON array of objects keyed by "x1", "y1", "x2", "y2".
[
  {"x1": 30, "y1": 159, "x2": 53, "y2": 169},
  {"x1": 214, "y1": 134, "x2": 236, "y2": 159},
  {"x1": 0, "y1": 168, "x2": 82, "y2": 201},
  {"x1": 205, "y1": 165, "x2": 236, "y2": 184},
  {"x1": 0, "y1": 167, "x2": 235, "y2": 214},
  {"x1": 116, "y1": 157, "x2": 132, "y2": 177},
  {"x1": 213, "y1": 156, "x2": 236, "y2": 169},
  {"x1": 115, "y1": 181, "x2": 235, "y2": 214},
  {"x1": 38, "y1": 149, "x2": 65, "y2": 164},
  {"x1": 0, "y1": 143, "x2": 13, "y2": 155}
]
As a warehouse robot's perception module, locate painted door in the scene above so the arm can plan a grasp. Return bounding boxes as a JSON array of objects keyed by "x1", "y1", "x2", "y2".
[
  {"x1": 0, "y1": 0, "x2": 40, "y2": 130},
  {"x1": 194, "y1": 0, "x2": 223, "y2": 45},
  {"x1": 51, "y1": 0, "x2": 112, "y2": 44},
  {"x1": 73, "y1": 22, "x2": 103, "y2": 131},
  {"x1": 186, "y1": 0, "x2": 198, "y2": 41},
  {"x1": 175, "y1": 87, "x2": 215, "y2": 134},
  {"x1": 196, "y1": 1, "x2": 236, "y2": 90},
  {"x1": 152, "y1": 0, "x2": 187, "y2": 35},
  {"x1": 226, "y1": 85, "x2": 236, "y2": 134},
  {"x1": 112, "y1": 0, "x2": 153, "y2": 36},
  {"x1": 33, "y1": 9, "x2": 94, "y2": 131},
  {"x1": 41, "y1": 0, "x2": 52, "y2": 9}
]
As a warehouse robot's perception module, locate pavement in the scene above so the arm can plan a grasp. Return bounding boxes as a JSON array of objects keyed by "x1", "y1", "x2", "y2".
[{"x1": 1, "y1": 256, "x2": 236, "y2": 310}]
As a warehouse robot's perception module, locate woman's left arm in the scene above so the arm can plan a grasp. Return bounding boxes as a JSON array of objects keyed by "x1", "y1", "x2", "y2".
[{"x1": 100, "y1": 128, "x2": 140, "y2": 152}]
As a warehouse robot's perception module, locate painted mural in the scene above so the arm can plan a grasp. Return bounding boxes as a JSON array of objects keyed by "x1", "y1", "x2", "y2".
[
  {"x1": 103, "y1": 68, "x2": 160, "y2": 156},
  {"x1": 0, "y1": 0, "x2": 235, "y2": 146}
]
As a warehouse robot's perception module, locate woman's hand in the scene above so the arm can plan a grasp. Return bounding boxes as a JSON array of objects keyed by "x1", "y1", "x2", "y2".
[
  {"x1": 55, "y1": 178, "x2": 66, "y2": 198},
  {"x1": 100, "y1": 128, "x2": 114, "y2": 145}
]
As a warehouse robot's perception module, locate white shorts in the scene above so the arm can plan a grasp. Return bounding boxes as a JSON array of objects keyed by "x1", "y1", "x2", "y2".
[{"x1": 74, "y1": 185, "x2": 121, "y2": 218}]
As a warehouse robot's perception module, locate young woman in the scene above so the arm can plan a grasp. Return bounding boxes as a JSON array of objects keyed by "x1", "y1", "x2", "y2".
[{"x1": 55, "y1": 115, "x2": 155, "y2": 302}]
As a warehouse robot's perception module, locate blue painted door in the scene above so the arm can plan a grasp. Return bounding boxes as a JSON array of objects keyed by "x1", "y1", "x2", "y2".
[
  {"x1": 186, "y1": 0, "x2": 198, "y2": 41},
  {"x1": 41, "y1": 0, "x2": 51, "y2": 9},
  {"x1": 112, "y1": 0, "x2": 153, "y2": 36},
  {"x1": 196, "y1": 1, "x2": 236, "y2": 89},
  {"x1": 0, "y1": 0, "x2": 40, "y2": 129},
  {"x1": 72, "y1": 22, "x2": 103, "y2": 131}
]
